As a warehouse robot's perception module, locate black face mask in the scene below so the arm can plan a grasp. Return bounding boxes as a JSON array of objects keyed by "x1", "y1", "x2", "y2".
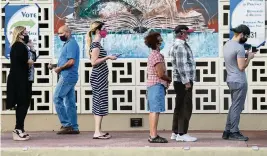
[
  {"x1": 239, "y1": 37, "x2": 247, "y2": 44},
  {"x1": 23, "y1": 35, "x2": 29, "y2": 44},
  {"x1": 60, "y1": 35, "x2": 68, "y2": 42}
]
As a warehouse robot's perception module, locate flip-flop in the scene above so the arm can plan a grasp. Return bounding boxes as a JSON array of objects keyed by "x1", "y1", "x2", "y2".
[{"x1": 93, "y1": 133, "x2": 111, "y2": 139}]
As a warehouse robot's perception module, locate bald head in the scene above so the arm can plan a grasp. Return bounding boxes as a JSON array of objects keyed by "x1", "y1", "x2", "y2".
[
  {"x1": 58, "y1": 25, "x2": 70, "y2": 33},
  {"x1": 58, "y1": 25, "x2": 71, "y2": 41}
]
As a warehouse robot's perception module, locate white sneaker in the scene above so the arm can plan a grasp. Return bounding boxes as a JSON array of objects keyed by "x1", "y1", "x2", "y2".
[
  {"x1": 176, "y1": 134, "x2": 197, "y2": 142},
  {"x1": 170, "y1": 133, "x2": 177, "y2": 140}
]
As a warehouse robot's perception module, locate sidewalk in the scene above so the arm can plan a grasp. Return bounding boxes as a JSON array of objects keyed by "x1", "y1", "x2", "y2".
[{"x1": 1, "y1": 131, "x2": 267, "y2": 148}]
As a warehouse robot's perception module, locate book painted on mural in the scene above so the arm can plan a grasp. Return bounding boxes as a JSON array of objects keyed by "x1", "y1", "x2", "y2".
[{"x1": 54, "y1": 0, "x2": 218, "y2": 58}]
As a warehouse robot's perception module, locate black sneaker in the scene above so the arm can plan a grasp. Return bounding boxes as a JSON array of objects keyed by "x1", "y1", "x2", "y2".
[
  {"x1": 229, "y1": 132, "x2": 249, "y2": 141},
  {"x1": 148, "y1": 135, "x2": 168, "y2": 143},
  {"x1": 222, "y1": 131, "x2": 230, "y2": 140}
]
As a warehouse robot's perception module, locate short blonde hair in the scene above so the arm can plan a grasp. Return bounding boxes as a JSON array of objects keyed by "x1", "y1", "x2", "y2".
[{"x1": 10, "y1": 26, "x2": 26, "y2": 47}]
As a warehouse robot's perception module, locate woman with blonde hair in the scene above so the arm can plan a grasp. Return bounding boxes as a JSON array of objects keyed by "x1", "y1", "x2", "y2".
[
  {"x1": 6, "y1": 26, "x2": 35, "y2": 141},
  {"x1": 87, "y1": 21, "x2": 117, "y2": 139}
]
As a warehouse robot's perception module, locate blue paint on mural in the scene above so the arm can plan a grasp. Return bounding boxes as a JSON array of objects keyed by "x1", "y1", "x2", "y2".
[
  {"x1": 54, "y1": 0, "x2": 219, "y2": 59},
  {"x1": 188, "y1": 32, "x2": 218, "y2": 58},
  {"x1": 54, "y1": 34, "x2": 85, "y2": 58},
  {"x1": 54, "y1": 32, "x2": 218, "y2": 58}
]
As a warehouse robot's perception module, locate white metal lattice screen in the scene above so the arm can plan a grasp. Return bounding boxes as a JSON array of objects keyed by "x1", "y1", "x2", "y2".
[{"x1": 0, "y1": 0, "x2": 267, "y2": 114}]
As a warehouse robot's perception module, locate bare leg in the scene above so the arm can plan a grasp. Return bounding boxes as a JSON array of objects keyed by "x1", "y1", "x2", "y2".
[
  {"x1": 93, "y1": 115, "x2": 103, "y2": 137},
  {"x1": 149, "y1": 112, "x2": 159, "y2": 137}
]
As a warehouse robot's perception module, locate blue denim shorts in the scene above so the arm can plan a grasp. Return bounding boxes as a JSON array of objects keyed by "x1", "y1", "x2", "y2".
[{"x1": 147, "y1": 83, "x2": 166, "y2": 113}]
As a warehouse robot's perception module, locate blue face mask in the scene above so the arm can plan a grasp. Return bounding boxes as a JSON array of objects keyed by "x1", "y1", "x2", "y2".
[{"x1": 160, "y1": 41, "x2": 165, "y2": 50}]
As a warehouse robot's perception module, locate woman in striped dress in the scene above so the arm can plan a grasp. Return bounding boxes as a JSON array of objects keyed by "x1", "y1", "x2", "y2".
[{"x1": 87, "y1": 21, "x2": 117, "y2": 139}]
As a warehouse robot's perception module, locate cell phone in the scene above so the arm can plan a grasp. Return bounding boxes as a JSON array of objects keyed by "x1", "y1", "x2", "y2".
[
  {"x1": 48, "y1": 64, "x2": 57, "y2": 70},
  {"x1": 112, "y1": 53, "x2": 122, "y2": 57},
  {"x1": 116, "y1": 53, "x2": 122, "y2": 57},
  {"x1": 252, "y1": 47, "x2": 259, "y2": 53}
]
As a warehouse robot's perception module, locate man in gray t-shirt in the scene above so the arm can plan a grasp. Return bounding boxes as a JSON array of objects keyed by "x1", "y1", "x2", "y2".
[
  {"x1": 222, "y1": 24, "x2": 255, "y2": 141},
  {"x1": 224, "y1": 40, "x2": 247, "y2": 83}
]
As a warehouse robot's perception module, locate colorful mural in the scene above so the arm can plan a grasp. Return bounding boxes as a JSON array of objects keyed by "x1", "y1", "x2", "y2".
[
  {"x1": 54, "y1": 0, "x2": 219, "y2": 58},
  {"x1": 54, "y1": 0, "x2": 75, "y2": 33}
]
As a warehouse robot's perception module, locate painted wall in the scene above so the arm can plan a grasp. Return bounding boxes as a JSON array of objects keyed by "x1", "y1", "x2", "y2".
[{"x1": 54, "y1": 0, "x2": 218, "y2": 58}]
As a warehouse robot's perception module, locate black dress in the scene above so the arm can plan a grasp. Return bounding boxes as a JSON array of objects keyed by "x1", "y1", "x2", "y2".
[{"x1": 6, "y1": 42, "x2": 31, "y2": 110}]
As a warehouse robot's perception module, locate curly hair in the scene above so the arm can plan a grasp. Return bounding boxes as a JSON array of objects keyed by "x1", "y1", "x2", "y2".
[{"x1": 144, "y1": 32, "x2": 161, "y2": 50}]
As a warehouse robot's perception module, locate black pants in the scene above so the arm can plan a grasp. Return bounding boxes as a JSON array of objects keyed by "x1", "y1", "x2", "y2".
[
  {"x1": 15, "y1": 82, "x2": 32, "y2": 130},
  {"x1": 172, "y1": 81, "x2": 193, "y2": 134}
]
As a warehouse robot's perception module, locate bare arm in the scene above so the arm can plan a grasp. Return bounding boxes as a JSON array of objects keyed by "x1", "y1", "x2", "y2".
[
  {"x1": 237, "y1": 50, "x2": 254, "y2": 72},
  {"x1": 155, "y1": 62, "x2": 171, "y2": 82},
  {"x1": 90, "y1": 48, "x2": 109, "y2": 66},
  {"x1": 237, "y1": 58, "x2": 251, "y2": 72},
  {"x1": 58, "y1": 59, "x2": 75, "y2": 71}
]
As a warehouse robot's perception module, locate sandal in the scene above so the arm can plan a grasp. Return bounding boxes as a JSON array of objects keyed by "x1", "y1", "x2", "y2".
[
  {"x1": 13, "y1": 129, "x2": 30, "y2": 141},
  {"x1": 93, "y1": 133, "x2": 111, "y2": 139},
  {"x1": 148, "y1": 135, "x2": 168, "y2": 143},
  {"x1": 22, "y1": 129, "x2": 30, "y2": 137}
]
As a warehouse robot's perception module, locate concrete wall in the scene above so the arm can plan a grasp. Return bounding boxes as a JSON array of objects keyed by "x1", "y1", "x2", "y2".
[{"x1": 2, "y1": 114, "x2": 267, "y2": 132}]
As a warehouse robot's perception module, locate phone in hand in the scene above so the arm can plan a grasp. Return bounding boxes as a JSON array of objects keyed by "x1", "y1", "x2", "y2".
[
  {"x1": 116, "y1": 53, "x2": 122, "y2": 57},
  {"x1": 252, "y1": 47, "x2": 259, "y2": 53},
  {"x1": 113, "y1": 53, "x2": 122, "y2": 57},
  {"x1": 48, "y1": 64, "x2": 57, "y2": 70}
]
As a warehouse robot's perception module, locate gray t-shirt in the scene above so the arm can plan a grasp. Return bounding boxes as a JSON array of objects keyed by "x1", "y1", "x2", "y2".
[{"x1": 223, "y1": 40, "x2": 247, "y2": 83}]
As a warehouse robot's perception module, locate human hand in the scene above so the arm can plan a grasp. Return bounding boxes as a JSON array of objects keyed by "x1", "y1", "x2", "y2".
[
  {"x1": 28, "y1": 59, "x2": 34, "y2": 66},
  {"x1": 166, "y1": 83, "x2": 170, "y2": 89},
  {"x1": 185, "y1": 82, "x2": 191, "y2": 90},
  {"x1": 54, "y1": 67, "x2": 62, "y2": 74},
  {"x1": 48, "y1": 64, "x2": 53, "y2": 70},
  {"x1": 166, "y1": 78, "x2": 171, "y2": 89},
  {"x1": 247, "y1": 52, "x2": 255, "y2": 60},
  {"x1": 108, "y1": 55, "x2": 117, "y2": 60},
  {"x1": 168, "y1": 77, "x2": 172, "y2": 84},
  {"x1": 27, "y1": 40, "x2": 34, "y2": 50}
]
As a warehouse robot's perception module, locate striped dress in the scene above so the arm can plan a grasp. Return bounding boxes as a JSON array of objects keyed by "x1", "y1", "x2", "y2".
[{"x1": 89, "y1": 42, "x2": 109, "y2": 116}]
